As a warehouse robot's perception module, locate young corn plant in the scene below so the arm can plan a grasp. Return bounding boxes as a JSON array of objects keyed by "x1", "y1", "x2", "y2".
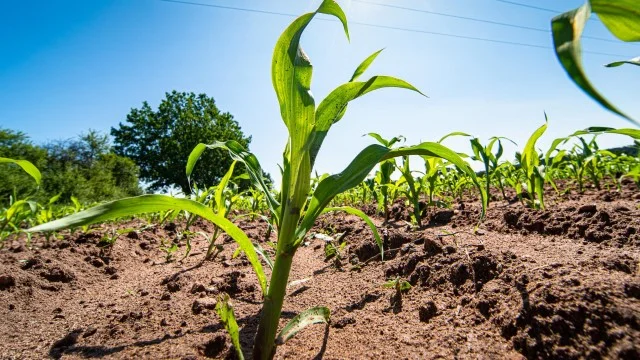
[
  {"x1": 187, "y1": 160, "x2": 240, "y2": 259},
  {"x1": 519, "y1": 118, "x2": 549, "y2": 209},
  {"x1": 396, "y1": 155, "x2": 423, "y2": 227},
  {"x1": 551, "y1": 0, "x2": 639, "y2": 126},
  {"x1": 29, "y1": 2, "x2": 485, "y2": 358},
  {"x1": 367, "y1": 133, "x2": 404, "y2": 223},
  {"x1": 470, "y1": 136, "x2": 516, "y2": 203}
]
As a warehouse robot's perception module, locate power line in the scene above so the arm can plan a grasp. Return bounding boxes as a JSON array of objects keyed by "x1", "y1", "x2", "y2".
[
  {"x1": 494, "y1": 0, "x2": 560, "y2": 14},
  {"x1": 493, "y1": 0, "x2": 599, "y2": 22},
  {"x1": 157, "y1": 0, "x2": 630, "y2": 58},
  {"x1": 158, "y1": 0, "x2": 296, "y2": 18},
  {"x1": 354, "y1": 0, "x2": 616, "y2": 43}
]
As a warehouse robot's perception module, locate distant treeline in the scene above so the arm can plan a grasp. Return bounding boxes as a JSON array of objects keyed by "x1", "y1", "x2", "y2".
[
  {"x1": 607, "y1": 145, "x2": 639, "y2": 157},
  {"x1": 1, "y1": 128, "x2": 142, "y2": 206}
]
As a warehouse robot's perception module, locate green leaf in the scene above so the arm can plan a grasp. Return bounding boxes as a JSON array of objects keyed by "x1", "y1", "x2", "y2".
[
  {"x1": 27, "y1": 194, "x2": 267, "y2": 296},
  {"x1": 551, "y1": 4, "x2": 637, "y2": 125},
  {"x1": 605, "y1": 56, "x2": 640, "y2": 68},
  {"x1": 438, "y1": 131, "x2": 471, "y2": 144},
  {"x1": 297, "y1": 145, "x2": 391, "y2": 242},
  {"x1": 590, "y1": 0, "x2": 640, "y2": 42},
  {"x1": 272, "y1": 0, "x2": 348, "y2": 210},
  {"x1": 254, "y1": 242, "x2": 274, "y2": 270},
  {"x1": 0, "y1": 157, "x2": 41, "y2": 186},
  {"x1": 383, "y1": 142, "x2": 487, "y2": 217},
  {"x1": 324, "y1": 206, "x2": 384, "y2": 261},
  {"x1": 545, "y1": 137, "x2": 570, "y2": 167},
  {"x1": 311, "y1": 76, "x2": 423, "y2": 170},
  {"x1": 216, "y1": 294, "x2": 245, "y2": 360},
  {"x1": 214, "y1": 161, "x2": 237, "y2": 216},
  {"x1": 199, "y1": 140, "x2": 279, "y2": 223},
  {"x1": 570, "y1": 127, "x2": 640, "y2": 140},
  {"x1": 6, "y1": 200, "x2": 29, "y2": 221},
  {"x1": 522, "y1": 122, "x2": 547, "y2": 168},
  {"x1": 275, "y1": 306, "x2": 330, "y2": 345},
  {"x1": 324, "y1": 242, "x2": 338, "y2": 260},
  {"x1": 350, "y1": 48, "x2": 384, "y2": 82},
  {"x1": 185, "y1": 143, "x2": 206, "y2": 189}
]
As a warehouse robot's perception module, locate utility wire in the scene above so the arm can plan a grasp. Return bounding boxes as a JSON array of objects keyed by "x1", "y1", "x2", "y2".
[
  {"x1": 493, "y1": 0, "x2": 565, "y2": 14},
  {"x1": 493, "y1": 0, "x2": 600, "y2": 22},
  {"x1": 157, "y1": 0, "x2": 630, "y2": 58},
  {"x1": 354, "y1": 0, "x2": 615, "y2": 43}
]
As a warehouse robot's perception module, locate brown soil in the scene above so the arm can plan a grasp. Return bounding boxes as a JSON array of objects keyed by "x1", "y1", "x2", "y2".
[{"x1": 1, "y1": 181, "x2": 639, "y2": 359}]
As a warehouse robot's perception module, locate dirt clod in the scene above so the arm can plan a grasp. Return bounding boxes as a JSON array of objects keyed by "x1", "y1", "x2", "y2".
[
  {"x1": 418, "y1": 301, "x2": 437, "y2": 322},
  {"x1": 0, "y1": 274, "x2": 16, "y2": 290}
]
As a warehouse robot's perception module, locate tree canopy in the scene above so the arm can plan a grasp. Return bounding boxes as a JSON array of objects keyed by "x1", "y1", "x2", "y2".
[
  {"x1": 111, "y1": 91, "x2": 252, "y2": 194},
  {"x1": 0, "y1": 128, "x2": 142, "y2": 205}
]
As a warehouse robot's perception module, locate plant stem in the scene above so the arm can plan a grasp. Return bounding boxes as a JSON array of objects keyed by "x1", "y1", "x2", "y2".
[
  {"x1": 205, "y1": 227, "x2": 220, "y2": 259},
  {"x1": 252, "y1": 205, "x2": 300, "y2": 360}
]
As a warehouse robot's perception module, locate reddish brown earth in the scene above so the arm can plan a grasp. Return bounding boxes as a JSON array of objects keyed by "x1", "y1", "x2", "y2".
[{"x1": 1, "y1": 181, "x2": 639, "y2": 359}]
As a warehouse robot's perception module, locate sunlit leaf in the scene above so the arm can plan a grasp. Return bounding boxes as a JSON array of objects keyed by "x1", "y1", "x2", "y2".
[
  {"x1": 216, "y1": 294, "x2": 245, "y2": 360},
  {"x1": 551, "y1": 4, "x2": 637, "y2": 125},
  {"x1": 28, "y1": 195, "x2": 267, "y2": 295},
  {"x1": 323, "y1": 206, "x2": 384, "y2": 260},
  {"x1": 605, "y1": 56, "x2": 640, "y2": 68},
  {"x1": 350, "y1": 48, "x2": 384, "y2": 82},
  {"x1": 590, "y1": 0, "x2": 640, "y2": 42},
  {"x1": 0, "y1": 157, "x2": 41, "y2": 186},
  {"x1": 275, "y1": 306, "x2": 330, "y2": 345}
]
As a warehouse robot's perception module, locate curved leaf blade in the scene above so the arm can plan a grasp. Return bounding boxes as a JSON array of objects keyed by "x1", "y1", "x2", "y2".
[
  {"x1": 185, "y1": 143, "x2": 206, "y2": 188},
  {"x1": 438, "y1": 131, "x2": 471, "y2": 144},
  {"x1": 214, "y1": 160, "x2": 237, "y2": 216},
  {"x1": 591, "y1": 0, "x2": 640, "y2": 42},
  {"x1": 311, "y1": 76, "x2": 423, "y2": 167},
  {"x1": 297, "y1": 144, "x2": 391, "y2": 241},
  {"x1": 205, "y1": 140, "x2": 279, "y2": 222},
  {"x1": 350, "y1": 48, "x2": 384, "y2": 82},
  {"x1": 551, "y1": 4, "x2": 637, "y2": 125},
  {"x1": 0, "y1": 157, "x2": 41, "y2": 186},
  {"x1": 605, "y1": 56, "x2": 640, "y2": 68},
  {"x1": 216, "y1": 294, "x2": 245, "y2": 360},
  {"x1": 383, "y1": 142, "x2": 487, "y2": 217},
  {"x1": 275, "y1": 306, "x2": 330, "y2": 345},
  {"x1": 324, "y1": 206, "x2": 384, "y2": 260},
  {"x1": 28, "y1": 195, "x2": 267, "y2": 295}
]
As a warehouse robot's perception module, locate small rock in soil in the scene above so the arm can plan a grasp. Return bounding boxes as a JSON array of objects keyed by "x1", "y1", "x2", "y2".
[
  {"x1": 192, "y1": 298, "x2": 217, "y2": 315},
  {"x1": 83, "y1": 327, "x2": 97, "y2": 338},
  {"x1": 191, "y1": 283, "x2": 206, "y2": 294},
  {"x1": 166, "y1": 281, "x2": 181, "y2": 293},
  {"x1": 40, "y1": 266, "x2": 75, "y2": 283},
  {"x1": 21, "y1": 257, "x2": 43, "y2": 270},
  {"x1": 449, "y1": 263, "x2": 469, "y2": 286},
  {"x1": 199, "y1": 334, "x2": 227, "y2": 358},
  {"x1": 419, "y1": 301, "x2": 438, "y2": 322},
  {"x1": 431, "y1": 210, "x2": 454, "y2": 224},
  {"x1": 0, "y1": 274, "x2": 16, "y2": 290},
  {"x1": 423, "y1": 238, "x2": 442, "y2": 257},
  {"x1": 89, "y1": 258, "x2": 104, "y2": 268},
  {"x1": 624, "y1": 282, "x2": 640, "y2": 299},
  {"x1": 332, "y1": 316, "x2": 356, "y2": 329},
  {"x1": 578, "y1": 204, "x2": 597, "y2": 214}
]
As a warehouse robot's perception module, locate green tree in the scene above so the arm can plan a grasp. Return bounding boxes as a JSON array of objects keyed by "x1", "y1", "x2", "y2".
[
  {"x1": 111, "y1": 91, "x2": 252, "y2": 193},
  {"x1": 0, "y1": 128, "x2": 142, "y2": 205},
  {"x1": 43, "y1": 130, "x2": 143, "y2": 203},
  {"x1": 0, "y1": 128, "x2": 48, "y2": 200}
]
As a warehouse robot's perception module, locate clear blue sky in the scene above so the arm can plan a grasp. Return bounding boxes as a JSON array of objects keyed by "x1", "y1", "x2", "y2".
[{"x1": 1, "y1": 0, "x2": 638, "y2": 182}]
